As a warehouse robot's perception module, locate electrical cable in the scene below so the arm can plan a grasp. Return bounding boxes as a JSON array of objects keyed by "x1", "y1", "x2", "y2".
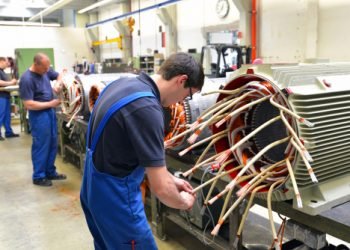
[
  {"x1": 199, "y1": 166, "x2": 216, "y2": 245},
  {"x1": 267, "y1": 179, "x2": 284, "y2": 250}
]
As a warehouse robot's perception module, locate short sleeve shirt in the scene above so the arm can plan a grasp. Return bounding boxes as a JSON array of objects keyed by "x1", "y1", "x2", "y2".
[
  {"x1": 92, "y1": 73, "x2": 165, "y2": 177},
  {"x1": 0, "y1": 69, "x2": 10, "y2": 98},
  {"x1": 19, "y1": 68, "x2": 58, "y2": 102}
]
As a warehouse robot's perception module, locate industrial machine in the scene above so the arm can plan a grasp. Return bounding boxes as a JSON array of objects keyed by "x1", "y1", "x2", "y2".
[
  {"x1": 164, "y1": 77, "x2": 227, "y2": 150},
  {"x1": 56, "y1": 65, "x2": 350, "y2": 249},
  {"x1": 201, "y1": 44, "x2": 251, "y2": 78},
  {"x1": 161, "y1": 63, "x2": 350, "y2": 249},
  {"x1": 57, "y1": 72, "x2": 136, "y2": 171},
  {"x1": 209, "y1": 63, "x2": 350, "y2": 215}
]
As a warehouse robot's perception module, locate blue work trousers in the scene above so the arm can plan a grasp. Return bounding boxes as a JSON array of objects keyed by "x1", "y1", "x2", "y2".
[
  {"x1": 0, "y1": 97, "x2": 14, "y2": 136},
  {"x1": 29, "y1": 109, "x2": 58, "y2": 179}
]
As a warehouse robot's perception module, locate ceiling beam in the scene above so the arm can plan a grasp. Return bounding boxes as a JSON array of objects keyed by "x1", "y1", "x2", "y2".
[
  {"x1": 78, "y1": 0, "x2": 115, "y2": 14},
  {"x1": 0, "y1": 21, "x2": 60, "y2": 27},
  {"x1": 28, "y1": 0, "x2": 74, "y2": 22}
]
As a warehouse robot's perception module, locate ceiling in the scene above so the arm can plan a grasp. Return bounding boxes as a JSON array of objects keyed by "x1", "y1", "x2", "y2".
[{"x1": 0, "y1": 0, "x2": 103, "y2": 23}]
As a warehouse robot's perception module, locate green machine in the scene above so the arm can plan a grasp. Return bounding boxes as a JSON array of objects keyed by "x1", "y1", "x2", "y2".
[
  {"x1": 15, "y1": 48, "x2": 55, "y2": 77},
  {"x1": 15, "y1": 48, "x2": 55, "y2": 133}
]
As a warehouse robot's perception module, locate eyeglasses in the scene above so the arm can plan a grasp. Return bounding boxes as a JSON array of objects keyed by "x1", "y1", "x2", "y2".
[{"x1": 188, "y1": 87, "x2": 193, "y2": 100}]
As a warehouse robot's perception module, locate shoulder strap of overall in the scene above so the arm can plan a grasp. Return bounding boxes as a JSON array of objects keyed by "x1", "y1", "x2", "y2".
[{"x1": 87, "y1": 91, "x2": 155, "y2": 152}]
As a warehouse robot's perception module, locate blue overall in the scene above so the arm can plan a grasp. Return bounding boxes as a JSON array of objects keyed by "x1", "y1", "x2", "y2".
[
  {"x1": 29, "y1": 108, "x2": 58, "y2": 179},
  {"x1": 80, "y1": 91, "x2": 158, "y2": 250},
  {"x1": 0, "y1": 96, "x2": 14, "y2": 136}
]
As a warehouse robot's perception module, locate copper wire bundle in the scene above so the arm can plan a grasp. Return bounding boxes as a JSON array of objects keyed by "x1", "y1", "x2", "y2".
[
  {"x1": 164, "y1": 103, "x2": 187, "y2": 149},
  {"x1": 88, "y1": 82, "x2": 106, "y2": 112},
  {"x1": 164, "y1": 75, "x2": 317, "y2": 245},
  {"x1": 59, "y1": 73, "x2": 84, "y2": 127}
]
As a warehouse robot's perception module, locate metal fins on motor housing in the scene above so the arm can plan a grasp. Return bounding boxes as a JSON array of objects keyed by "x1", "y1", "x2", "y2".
[{"x1": 250, "y1": 63, "x2": 350, "y2": 215}]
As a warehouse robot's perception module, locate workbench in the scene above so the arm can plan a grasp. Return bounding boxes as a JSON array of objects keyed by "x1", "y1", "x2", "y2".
[{"x1": 56, "y1": 112, "x2": 88, "y2": 173}]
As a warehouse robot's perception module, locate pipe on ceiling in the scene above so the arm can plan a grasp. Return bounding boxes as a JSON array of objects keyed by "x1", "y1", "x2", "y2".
[
  {"x1": 85, "y1": 0, "x2": 181, "y2": 29},
  {"x1": 251, "y1": 0, "x2": 257, "y2": 61}
]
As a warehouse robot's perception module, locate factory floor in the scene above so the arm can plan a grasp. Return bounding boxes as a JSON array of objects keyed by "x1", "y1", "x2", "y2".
[{"x1": 0, "y1": 125, "x2": 210, "y2": 250}]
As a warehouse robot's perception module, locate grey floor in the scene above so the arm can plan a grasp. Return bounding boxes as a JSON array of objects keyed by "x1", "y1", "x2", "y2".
[{"x1": 0, "y1": 125, "x2": 191, "y2": 250}]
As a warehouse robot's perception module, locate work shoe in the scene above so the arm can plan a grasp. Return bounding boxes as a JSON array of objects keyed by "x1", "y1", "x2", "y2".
[
  {"x1": 47, "y1": 173, "x2": 67, "y2": 180},
  {"x1": 33, "y1": 178, "x2": 52, "y2": 187},
  {"x1": 0, "y1": 136, "x2": 4, "y2": 141},
  {"x1": 6, "y1": 133, "x2": 19, "y2": 138}
]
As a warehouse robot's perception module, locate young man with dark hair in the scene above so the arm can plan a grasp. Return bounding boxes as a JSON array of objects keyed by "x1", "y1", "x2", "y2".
[{"x1": 80, "y1": 52, "x2": 204, "y2": 249}]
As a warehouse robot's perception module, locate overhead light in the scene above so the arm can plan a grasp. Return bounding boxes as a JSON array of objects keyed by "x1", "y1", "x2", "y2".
[
  {"x1": 29, "y1": 0, "x2": 74, "y2": 22},
  {"x1": 78, "y1": 0, "x2": 115, "y2": 14},
  {"x1": 0, "y1": 21, "x2": 61, "y2": 27}
]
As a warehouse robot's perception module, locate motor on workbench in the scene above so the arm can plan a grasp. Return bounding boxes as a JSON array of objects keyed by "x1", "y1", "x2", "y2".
[{"x1": 165, "y1": 63, "x2": 350, "y2": 247}]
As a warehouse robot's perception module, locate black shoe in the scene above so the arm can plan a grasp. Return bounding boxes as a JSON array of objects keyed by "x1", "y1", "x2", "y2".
[
  {"x1": 0, "y1": 136, "x2": 4, "y2": 141},
  {"x1": 6, "y1": 133, "x2": 19, "y2": 138},
  {"x1": 47, "y1": 173, "x2": 67, "y2": 180},
  {"x1": 33, "y1": 178, "x2": 52, "y2": 187}
]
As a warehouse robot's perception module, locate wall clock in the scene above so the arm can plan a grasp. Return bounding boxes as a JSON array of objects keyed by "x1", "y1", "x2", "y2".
[{"x1": 216, "y1": 0, "x2": 230, "y2": 19}]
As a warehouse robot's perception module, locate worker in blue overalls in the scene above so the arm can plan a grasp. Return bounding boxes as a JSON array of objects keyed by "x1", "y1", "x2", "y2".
[
  {"x1": 0, "y1": 57, "x2": 19, "y2": 140},
  {"x1": 20, "y1": 53, "x2": 67, "y2": 187},
  {"x1": 80, "y1": 52, "x2": 205, "y2": 249}
]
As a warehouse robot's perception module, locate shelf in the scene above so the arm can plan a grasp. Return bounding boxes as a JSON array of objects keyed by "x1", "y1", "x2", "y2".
[{"x1": 137, "y1": 55, "x2": 155, "y2": 74}]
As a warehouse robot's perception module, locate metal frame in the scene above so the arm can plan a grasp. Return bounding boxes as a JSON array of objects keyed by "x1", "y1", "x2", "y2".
[{"x1": 162, "y1": 152, "x2": 350, "y2": 248}]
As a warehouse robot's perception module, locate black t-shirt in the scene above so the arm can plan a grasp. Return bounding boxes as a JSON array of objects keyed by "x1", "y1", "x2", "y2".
[
  {"x1": 91, "y1": 73, "x2": 165, "y2": 177},
  {"x1": 0, "y1": 69, "x2": 10, "y2": 98}
]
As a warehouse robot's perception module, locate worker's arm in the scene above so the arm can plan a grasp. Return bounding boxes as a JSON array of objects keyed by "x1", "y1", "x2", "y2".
[
  {"x1": 146, "y1": 166, "x2": 196, "y2": 210},
  {"x1": 0, "y1": 79, "x2": 16, "y2": 87},
  {"x1": 23, "y1": 99, "x2": 61, "y2": 111}
]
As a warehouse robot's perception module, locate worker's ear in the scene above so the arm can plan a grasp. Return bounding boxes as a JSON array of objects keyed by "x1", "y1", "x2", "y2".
[{"x1": 177, "y1": 74, "x2": 188, "y2": 86}]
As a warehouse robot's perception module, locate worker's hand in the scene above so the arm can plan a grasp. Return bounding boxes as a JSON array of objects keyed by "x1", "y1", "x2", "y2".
[
  {"x1": 180, "y1": 191, "x2": 196, "y2": 210},
  {"x1": 50, "y1": 99, "x2": 61, "y2": 107},
  {"x1": 53, "y1": 81, "x2": 63, "y2": 93},
  {"x1": 10, "y1": 79, "x2": 17, "y2": 85},
  {"x1": 173, "y1": 176, "x2": 193, "y2": 193}
]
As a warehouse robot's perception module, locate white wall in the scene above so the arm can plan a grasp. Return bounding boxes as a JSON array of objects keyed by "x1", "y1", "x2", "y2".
[
  {"x1": 177, "y1": 0, "x2": 239, "y2": 53},
  {"x1": 97, "y1": 1, "x2": 163, "y2": 60},
  {"x1": 95, "y1": 0, "x2": 240, "y2": 59},
  {"x1": 98, "y1": 3, "x2": 125, "y2": 60},
  {"x1": 0, "y1": 26, "x2": 93, "y2": 72},
  {"x1": 131, "y1": 0, "x2": 165, "y2": 57},
  {"x1": 258, "y1": 0, "x2": 309, "y2": 63},
  {"x1": 318, "y1": 0, "x2": 350, "y2": 61},
  {"x1": 259, "y1": 0, "x2": 350, "y2": 63}
]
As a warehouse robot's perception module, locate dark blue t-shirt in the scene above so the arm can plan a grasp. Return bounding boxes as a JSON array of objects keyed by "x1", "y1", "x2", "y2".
[
  {"x1": 19, "y1": 68, "x2": 59, "y2": 101},
  {"x1": 91, "y1": 72, "x2": 165, "y2": 177},
  {"x1": 0, "y1": 68, "x2": 10, "y2": 98}
]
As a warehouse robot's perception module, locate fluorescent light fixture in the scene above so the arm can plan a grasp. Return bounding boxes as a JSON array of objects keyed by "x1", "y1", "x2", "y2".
[
  {"x1": 29, "y1": 0, "x2": 74, "y2": 22},
  {"x1": 0, "y1": 21, "x2": 61, "y2": 27},
  {"x1": 78, "y1": 0, "x2": 115, "y2": 14}
]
